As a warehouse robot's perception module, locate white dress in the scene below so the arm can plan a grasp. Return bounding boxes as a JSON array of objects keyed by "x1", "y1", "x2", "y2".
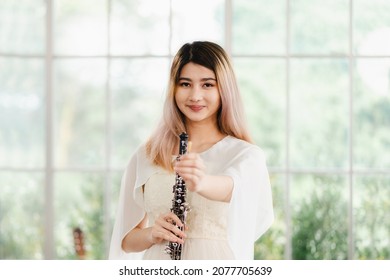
[
  {"x1": 109, "y1": 136, "x2": 274, "y2": 260},
  {"x1": 142, "y1": 172, "x2": 234, "y2": 259}
]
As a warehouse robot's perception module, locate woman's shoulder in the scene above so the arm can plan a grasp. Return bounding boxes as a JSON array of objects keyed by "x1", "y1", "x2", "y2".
[
  {"x1": 203, "y1": 136, "x2": 266, "y2": 165},
  {"x1": 223, "y1": 136, "x2": 265, "y2": 157},
  {"x1": 124, "y1": 143, "x2": 151, "y2": 168},
  {"x1": 212, "y1": 136, "x2": 268, "y2": 174},
  {"x1": 123, "y1": 143, "x2": 160, "y2": 183}
]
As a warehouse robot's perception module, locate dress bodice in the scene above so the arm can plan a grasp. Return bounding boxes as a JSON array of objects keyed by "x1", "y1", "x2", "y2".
[{"x1": 143, "y1": 171, "x2": 230, "y2": 240}]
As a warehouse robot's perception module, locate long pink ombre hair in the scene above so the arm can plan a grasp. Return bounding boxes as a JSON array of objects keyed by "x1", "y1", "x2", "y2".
[{"x1": 146, "y1": 41, "x2": 252, "y2": 171}]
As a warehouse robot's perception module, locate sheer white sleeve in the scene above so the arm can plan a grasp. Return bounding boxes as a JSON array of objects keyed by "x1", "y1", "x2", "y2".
[
  {"x1": 108, "y1": 146, "x2": 157, "y2": 260},
  {"x1": 222, "y1": 145, "x2": 274, "y2": 260}
]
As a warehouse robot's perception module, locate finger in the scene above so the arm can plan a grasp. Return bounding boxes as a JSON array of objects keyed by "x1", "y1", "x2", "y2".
[
  {"x1": 175, "y1": 161, "x2": 201, "y2": 170},
  {"x1": 164, "y1": 212, "x2": 184, "y2": 227},
  {"x1": 175, "y1": 167, "x2": 203, "y2": 179},
  {"x1": 156, "y1": 214, "x2": 186, "y2": 238},
  {"x1": 164, "y1": 223, "x2": 186, "y2": 240},
  {"x1": 175, "y1": 160, "x2": 205, "y2": 172},
  {"x1": 153, "y1": 228, "x2": 185, "y2": 244},
  {"x1": 177, "y1": 155, "x2": 205, "y2": 168},
  {"x1": 154, "y1": 218, "x2": 186, "y2": 238},
  {"x1": 162, "y1": 221, "x2": 186, "y2": 237},
  {"x1": 157, "y1": 212, "x2": 183, "y2": 226},
  {"x1": 180, "y1": 153, "x2": 200, "y2": 161}
]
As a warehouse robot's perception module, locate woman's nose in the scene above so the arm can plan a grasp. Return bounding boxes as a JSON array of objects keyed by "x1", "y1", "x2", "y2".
[{"x1": 189, "y1": 86, "x2": 203, "y2": 102}]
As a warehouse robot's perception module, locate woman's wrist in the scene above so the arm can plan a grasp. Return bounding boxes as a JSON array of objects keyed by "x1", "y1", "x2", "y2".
[{"x1": 196, "y1": 175, "x2": 233, "y2": 202}]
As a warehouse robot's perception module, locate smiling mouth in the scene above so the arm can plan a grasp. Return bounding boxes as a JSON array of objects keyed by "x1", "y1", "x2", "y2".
[{"x1": 188, "y1": 105, "x2": 205, "y2": 112}]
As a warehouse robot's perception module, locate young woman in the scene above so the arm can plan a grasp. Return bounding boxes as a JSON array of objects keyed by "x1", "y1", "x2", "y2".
[{"x1": 109, "y1": 41, "x2": 273, "y2": 260}]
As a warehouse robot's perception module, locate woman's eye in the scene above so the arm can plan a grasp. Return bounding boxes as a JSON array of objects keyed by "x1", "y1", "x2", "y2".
[
  {"x1": 203, "y1": 83, "x2": 214, "y2": 88},
  {"x1": 180, "y1": 82, "x2": 191, "y2": 87}
]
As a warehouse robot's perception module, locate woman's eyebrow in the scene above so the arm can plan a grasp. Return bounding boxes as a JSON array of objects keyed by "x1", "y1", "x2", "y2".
[{"x1": 178, "y1": 77, "x2": 216, "y2": 81}]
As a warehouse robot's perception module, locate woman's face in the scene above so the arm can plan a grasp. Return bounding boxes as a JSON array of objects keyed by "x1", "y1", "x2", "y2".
[{"x1": 174, "y1": 62, "x2": 221, "y2": 126}]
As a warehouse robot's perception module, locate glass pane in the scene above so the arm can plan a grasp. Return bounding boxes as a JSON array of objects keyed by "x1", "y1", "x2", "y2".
[
  {"x1": 54, "y1": 0, "x2": 107, "y2": 55},
  {"x1": 291, "y1": 174, "x2": 348, "y2": 259},
  {"x1": 54, "y1": 172, "x2": 105, "y2": 259},
  {"x1": 110, "y1": 58, "x2": 169, "y2": 168},
  {"x1": 290, "y1": 59, "x2": 349, "y2": 169},
  {"x1": 54, "y1": 59, "x2": 106, "y2": 168},
  {"x1": 0, "y1": 58, "x2": 45, "y2": 168},
  {"x1": 111, "y1": 0, "x2": 170, "y2": 55},
  {"x1": 232, "y1": 0, "x2": 285, "y2": 55},
  {"x1": 255, "y1": 174, "x2": 285, "y2": 260},
  {"x1": 0, "y1": 0, "x2": 45, "y2": 54},
  {"x1": 0, "y1": 172, "x2": 44, "y2": 259},
  {"x1": 354, "y1": 58, "x2": 390, "y2": 169},
  {"x1": 354, "y1": 0, "x2": 390, "y2": 55},
  {"x1": 171, "y1": 0, "x2": 225, "y2": 54},
  {"x1": 110, "y1": 171, "x2": 122, "y2": 229},
  {"x1": 234, "y1": 58, "x2": 286, "y2": 168},
  {"x1": 354, "y1": 176, "x2": 390, "y2": 259},
  {"x1": 290, "y1": 0, "x2": 349, "y2": 54}
]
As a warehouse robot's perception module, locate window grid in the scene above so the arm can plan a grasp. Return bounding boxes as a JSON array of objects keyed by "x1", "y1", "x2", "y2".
[
  {"x1": 1, "y1": 0, "x2": 389, "y2": 259},
  {"x1": 285, "y1": 0, "x2": 292, "y2": 260},
  {"x1": 44, "y1": 0, "x2": 54, "y2": 259},
  {"x1": 348, "y1": 0, "x2": 354, "y2": 260},
  {"x1": 103, "y1": 0, "x2": 110, "y2": 257}
]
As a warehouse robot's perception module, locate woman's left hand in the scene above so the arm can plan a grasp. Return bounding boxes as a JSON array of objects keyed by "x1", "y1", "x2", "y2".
[{"x1": 174, "y1": 153, "x2": 206, "y2": 193}]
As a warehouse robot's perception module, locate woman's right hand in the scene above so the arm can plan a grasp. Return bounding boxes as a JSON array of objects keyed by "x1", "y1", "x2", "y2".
[{"x1": 149, "y1": 212, "x2": 187, "y2": 245}]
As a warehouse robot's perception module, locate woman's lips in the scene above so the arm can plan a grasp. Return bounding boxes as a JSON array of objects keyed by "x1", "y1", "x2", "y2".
[{"x1": 188, "y1": 105, "x2": 205, "y2": 112}]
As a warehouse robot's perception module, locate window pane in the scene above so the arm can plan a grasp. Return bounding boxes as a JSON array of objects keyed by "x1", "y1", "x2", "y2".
[
  {"x1": 110, "y1": 171, "x2": 122, "y2": 228},
  {"x1": 54, "y1": 0, "x2": 107, "y2": 55},
  {"x1": 110, "y1": 58, "x2": 169, "y2": 168},
  {"x1": 354, "y1": 59, "x2": 390, "y2": 169},
  {"x1": 171, "y1": 0, "x2": 224, "y2": 54},
  {"x1": 291, "y1": 175, "x2": 348, "y2": 259},
  {"x1": 0, "y1": 172, "x2": 44, "y2": 259},
  {"x1": 290, "y1": 0, "x2": 349, "y2": 54},
  {"x1": 290, "y1": 59, "x2": 349, "y2": 169},
  {"x1": 0, "y1": 0, "x2": 45, "y2": 54},
  {"x1": 354, "y1": 0, "x2": 390, "y2": 55},
  {"x1": 255, "y1": 174, "x2": 285, "y2": 260},
  {"x1": 232, "y1": 0, "x2": 285, "y2": 55},
  {"x1": 0, "y1": 58, "x2": 45, "y2": 168},
  {"x1": 111, "y1": 0, "x2": 170, "y2": 55},
  {"x1": 235, "y1": 58, "x2": 286, "y2": 168},
  {"x1": 54, "y1": 172, "x2": 105, "y2": 259},
  {"x1": 354, "y1": 176, "x2": 390, "y2": 259},
  {"x1": 54, "y1": 59, "x2": 106, "y2": 168}
]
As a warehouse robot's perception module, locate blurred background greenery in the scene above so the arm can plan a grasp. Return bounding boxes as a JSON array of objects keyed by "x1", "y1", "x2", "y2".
[{"x1": 0, "y1": 0, "x2": 389, "y2": 259}]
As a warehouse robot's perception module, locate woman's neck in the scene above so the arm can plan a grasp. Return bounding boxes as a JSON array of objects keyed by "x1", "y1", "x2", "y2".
[{"x1": 185, "y1": 121, "x2": 226, "y2": 153}]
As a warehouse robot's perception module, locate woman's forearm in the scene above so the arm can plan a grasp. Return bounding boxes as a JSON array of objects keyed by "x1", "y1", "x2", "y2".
[
  {"x1": 121, "y1": 227, "x2": 154, "y2": 253},
  {"x1": 197, "y1": 175, "x2": 233, "y2": 203}
]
